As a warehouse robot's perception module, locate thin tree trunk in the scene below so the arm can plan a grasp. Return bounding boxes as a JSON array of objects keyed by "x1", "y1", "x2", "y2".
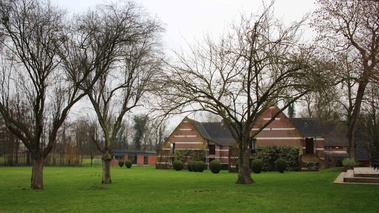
[
  {"x1": 348, "y1": 132, "x2": 357, "y2": 160},
  {"x1": 102, "y1": 159, "x2": 112, "y2": 184},
  {"x1": 347, "y1": 80, "x2": 368, "y2": 160},
  {"x1": 31, "y1": 157, "x2": 44, "y2": 189}
]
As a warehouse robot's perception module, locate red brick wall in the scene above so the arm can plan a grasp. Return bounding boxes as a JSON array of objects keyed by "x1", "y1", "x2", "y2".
[
  {"x1": 148, "y1": 156, "x2": 156, "y2": 166},
  {"x1": 137, "y1": 155, "x2": 144, "y2": 166}
]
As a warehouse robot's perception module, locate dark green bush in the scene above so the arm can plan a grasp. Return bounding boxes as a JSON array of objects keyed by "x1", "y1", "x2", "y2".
[
  {"x1": 118, "y1": 160, "x2": 124, "y2": 168},
  {"x1": 209, "y1": 160, "x2": 221, "y2": 174},
  {"x1": 253, "y1": 145, "x2": 299, "y2": 171},
  {"x1": 305, "y1": 162, "x2": 319, "y2": 171},
  {"x1": 125, "y1": 160, "x2": 132, "y2": 168},
  {"x1": 175, "y1": 150, "x2": 206, "y2": 163},
  {"x1": 275, "y1": 158, "x2": 287, "y2": 173},
  {"x1": 251, "y1": 159, "x2": 263, "y2": 174},
  {"x1": 173, "y1": 160, "x2": 184, "y2": 171},
  {"x1": 195, "y1": 161, "x2": 205, "y2": 172},
  {"x1": 187, "y1": 161, "x2": 195, "y2": 172}
]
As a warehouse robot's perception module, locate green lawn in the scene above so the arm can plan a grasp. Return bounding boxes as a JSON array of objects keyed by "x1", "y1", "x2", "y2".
[{"x1": 0, "y1": 166, "x2": 378, "y2": 213}]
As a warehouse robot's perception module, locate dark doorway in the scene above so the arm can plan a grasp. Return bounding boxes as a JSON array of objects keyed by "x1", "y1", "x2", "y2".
[{"x1": 305, "y1": 138, "x2": 314, "y2": 154}]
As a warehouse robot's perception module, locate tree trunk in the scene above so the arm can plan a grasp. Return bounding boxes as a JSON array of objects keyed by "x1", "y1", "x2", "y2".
[
  {"x1": 236, "y1": 141, "x2": 254, "y2": 184},
  {"x1": 348, "y1": 134, "x2": 357, "y2": 160},
  {"x1": 347, "y1": 80, "x2": 368, "y2": 160},
  {"x1": 102, "y1": 159, "x2": 112, "y2": 184},
  {"x1": 31, "y1": 157, "x2": 44, "y2": 189}
]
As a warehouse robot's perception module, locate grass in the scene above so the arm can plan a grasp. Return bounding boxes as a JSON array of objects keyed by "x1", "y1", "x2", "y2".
[{"x1": 0, "y1": 166, "x2": 378, "y2": 213}]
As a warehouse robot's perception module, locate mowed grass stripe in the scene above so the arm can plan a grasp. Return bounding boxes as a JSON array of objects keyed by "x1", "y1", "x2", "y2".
[{"x1": 0, "y1": 166, "x2": 378, "y2": 213}]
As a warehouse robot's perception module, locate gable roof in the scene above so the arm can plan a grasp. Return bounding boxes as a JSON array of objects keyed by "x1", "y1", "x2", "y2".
[{"x1": 188, "y1": 118, "x2": 236, "y2": 146}]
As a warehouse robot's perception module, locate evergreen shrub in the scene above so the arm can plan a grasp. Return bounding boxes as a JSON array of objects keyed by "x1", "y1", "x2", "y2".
[
  {"x1": 209, "y1": 160, "x2": 221, "y2": 174},
  {"x1": 118, "y1": 160, "x2": 124, "y2": 168},
  {"x1": 253, "y1": 145, "x2": 299, "y2": 171},
  {"x1": 275, "y1": 158, "x2": 287, "y2": 173},
  {"x1": 188, "y1": 161, "x2": 195, "y2": 172},
  {"x1": 125, "y1": 160, "x2": 132, "y2": 168},
  {"x1": 173, "y1": 160, "x2": 184, "y2": 171},
  {"x1": 251, "y1": 159, "x2": 263, "y2": 174},
  {"x1": 195, "y1": 161, "x2": 205, "y2": 172},
  {"x1": 305, "y1": 162, "x2": 319, "y2": 171}
]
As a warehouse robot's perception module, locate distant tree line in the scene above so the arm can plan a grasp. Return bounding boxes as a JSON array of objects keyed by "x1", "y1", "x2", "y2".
[{"x1": 0, "y1": 114, "x2": 166, "y2": 166}]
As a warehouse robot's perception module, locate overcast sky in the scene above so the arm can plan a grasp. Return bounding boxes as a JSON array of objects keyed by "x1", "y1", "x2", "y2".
[
  {"x1": 50, "y1": 0, "x2": 316, "y2": 125},
  {"x1": 50, "y1": 0, "x2": 316, "y2": 53}
]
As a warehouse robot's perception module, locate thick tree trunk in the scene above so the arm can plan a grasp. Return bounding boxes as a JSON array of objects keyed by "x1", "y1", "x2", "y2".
[
  {"x1": 236, "y1": 142, "x2": 254, "y2": 184},
  {"x1": 102, "y1": 159, "x2": 112, "y2": 184},
  {"x1": 31, "y1": 157, "x2": 44, "y2": 189}
]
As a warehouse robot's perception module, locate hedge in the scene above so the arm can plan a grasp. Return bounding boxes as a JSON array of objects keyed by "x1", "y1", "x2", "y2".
[
  {"x1": 252, "y1": 145, "x2": 300, "y2": 171},
  {"x1": 174, "y1": 150, "x2": 205, "y2": 163}
]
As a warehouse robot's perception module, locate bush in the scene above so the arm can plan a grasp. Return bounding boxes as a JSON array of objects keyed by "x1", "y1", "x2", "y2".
[
  {"x1": 187, "y1": 161, "x2": 195, "y2": 172},
  {"x1": 305, "y1": 162, "x2": 319, "y2": 171},
  {"x1": 342, "y1": 158, "x2": 357, "y2": 169},
  {"x1": 118, "y1": 160, "x2": 124, "y2": 168},
  {"x1": 251, "y1": 159, "x2": 263, "y2": 174},
  {"x1": 125, "y1": 160, "x2": 132, "y2": 168},
  {"x1": 209, "y1": 160, "x2": 221, "y2": 174},
  {"x1": 195, "y1": 161, "x2": 205, "y2": 172},
  {"x1": 275, "y1": 158, "x2": 287, "y2": 173},
  {"x1": 173, "y1": 160, "x2": 184, "y2": 171},
  {"x1": 253, "y1": 145, "x2": 300, "y2": 171}
]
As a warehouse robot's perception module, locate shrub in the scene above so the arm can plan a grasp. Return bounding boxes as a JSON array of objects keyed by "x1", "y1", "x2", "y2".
[
  {"x1": 253, "y1": 145, "x2": 300, "y2": 171},
  {"x1": 275, "y1": 158, "x2": 287, "y2": 173},
  {"x1": 173, "y1": 160, "x2": 184, "y2": 171},
  {"x1": 187, "y1": 161, "x2": 195, "y2": 172},
  {"x1": 118, "y1": 160, "x2": 124, "y2": 168},
  {"x1": 305, "y1": 162, "x2": 319, "y2": 171},
  {"x1": 209, "y1": 160, "x2": 221, "y2": 174},
  {"x1": 251, "y1": 159, "x2": 263, "y2": 174},
  {"x1": 125, "y1": 160, "x2": 132, "y2": 168},
  {"x1": 342, "y1": 158, "x2": 357, "y2": 169},
  {"x1": 175, "y1": 150, "x2": 206, "y2": 163},
  {"x1": 195, "y1": 161, "x2": 205, "y2": 172}
]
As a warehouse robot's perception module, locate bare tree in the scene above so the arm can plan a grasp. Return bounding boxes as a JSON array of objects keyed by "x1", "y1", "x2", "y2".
[
  {"x1": 313, "y1": 0, "x2": 379, "y2": 159},
  {"x1": 357, "y1": 83, "x2": 379, "y2": 160},
  {"x1": 0, "y1": 0, "x2": 93, "y2": 189},
  {"x1": 133, "y1": 114, "x2": 149, "y2": 150},
  {"x1": 159, "y1": 4, "x2": 321, "y2": 184},
  {"x1": 66, "y1": 2, "x2": 163, "y2": 184}
]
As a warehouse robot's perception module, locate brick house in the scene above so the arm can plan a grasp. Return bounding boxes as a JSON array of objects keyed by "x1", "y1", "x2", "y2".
[
  {"x1": 111, "y1": 150, "x2": 156, "y2": 166},
  {"x1": 156, "y1": 106, "x2": 327, "y2": 170},
  {"x1": 156, "y1": 117, "x2": 235, "y2": 169}
]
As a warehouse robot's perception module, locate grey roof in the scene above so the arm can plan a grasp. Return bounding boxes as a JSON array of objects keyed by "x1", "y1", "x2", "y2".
[
  {"x1": 291, "y1": 118, "x2": 349, "y2": 146},
  {"x1": 189, "y1": 119, "x2": 236, "y2": 146},
  {"x1": 323, "y1": 122, "x2": 349, "y2": 147},
  {"x1": 112, "y1": 150, "x2": 156, "y2": 157},
  {"x1": 290, "y1": 118, "x2": 323, "y2": 137}
]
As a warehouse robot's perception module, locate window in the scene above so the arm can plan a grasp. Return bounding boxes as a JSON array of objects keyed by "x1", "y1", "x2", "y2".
[
  {"x1": 209, "y1": 145, "x2": 215, "y2": 155},
  {"x1": 249, "y1": 139, "x2": 256, "y2": 154},
  {"x1": 170, "y1": 143, "x2": 175, "y2": 154}
]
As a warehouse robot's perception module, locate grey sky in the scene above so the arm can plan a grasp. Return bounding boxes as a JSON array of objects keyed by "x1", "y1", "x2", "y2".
[{"x1": 51, "y1": 0, "x2": 315, "y2": 52}]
